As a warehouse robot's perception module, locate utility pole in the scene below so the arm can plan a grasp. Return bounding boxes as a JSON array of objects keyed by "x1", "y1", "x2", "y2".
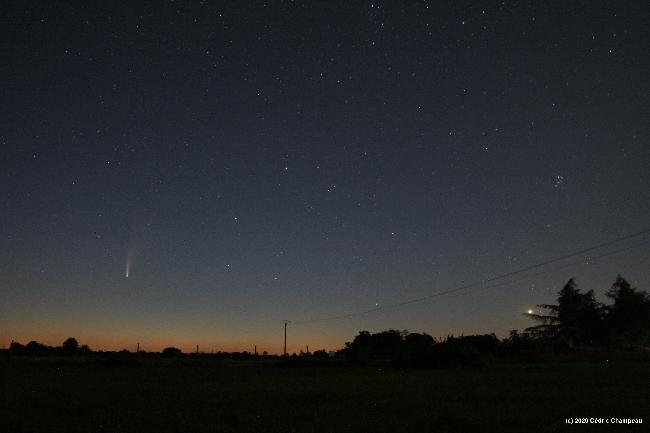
[
  {"x1": 196, "y1": 344, "x2": 199, "y2": 354},
  {"x1": 283, "y1": 320, "x2": 291, "y2": 355},
  {"x1": 137, "y1": 342, "x2": 140, "y2": 353}
]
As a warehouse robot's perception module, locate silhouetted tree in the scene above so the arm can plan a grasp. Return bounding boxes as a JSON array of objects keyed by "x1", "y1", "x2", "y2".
[
  {"x1": 312, "y1": 349, "x2": 329, "y2": 358},
  {"x1": 402, "y1": 332, "x2": 436, "y2": 367},
  {"x1": 343, "y1": 330, "x2": 409, "y2": 365},
  {"x1": 62, "y1": 337, "x2": 79, "y2": 355},
  {"x1": 10, "y1": 341, "x2": 25, "y2": 355},
  {"x1": 605, "y1": 275, "x2": 650, "y2": 346},
  {"x1": 25, "y1": 341, "x2": 49, "y2": 356},
  {"x1": 343, "y1": 331, "x2": 373, "y2": 365},
  {"x1": 526, "y1": 278, "x2": 604, "y2": 346},
  {"x1": 344, "y1": 330, "x2": 439, "y2": 367},
  {"x1": 369, "y1": 330, "x2": 404, "y2": 359}
]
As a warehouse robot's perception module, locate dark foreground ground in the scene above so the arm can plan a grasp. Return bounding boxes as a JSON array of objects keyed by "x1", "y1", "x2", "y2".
[{"x1": 1, "y1": 359, "x2": 648, "y2": 433}]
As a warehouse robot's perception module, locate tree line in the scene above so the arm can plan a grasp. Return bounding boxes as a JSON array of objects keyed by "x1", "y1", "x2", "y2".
[
  {"x1": 8, "y1": 337, "x2": 93, "y2": 357},
  {"x1": 5, "y1": 275, "x2": 649, "y2": 367},
  {"x1": 525, "y1": 275, "x2": 649, "y2": 347},
  {"x1": 341, "y1": 275, "x2": 650, "y2": 367}
]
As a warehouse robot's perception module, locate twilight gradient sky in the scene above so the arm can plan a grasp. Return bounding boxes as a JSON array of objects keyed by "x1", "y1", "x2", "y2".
[{"x1": 2, "y1": 1, "x2": 649, "y2": 353}]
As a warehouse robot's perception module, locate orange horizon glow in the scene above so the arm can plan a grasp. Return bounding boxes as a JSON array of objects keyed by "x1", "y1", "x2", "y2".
[
  {"x1": 1, "y1": 332, "x2": 347, "y2": 355},
  {"x1": 2, "y1": 324, "x2": 517, "y2": 355}
]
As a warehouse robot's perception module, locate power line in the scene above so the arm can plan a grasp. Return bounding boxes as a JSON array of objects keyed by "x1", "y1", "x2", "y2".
[
  {"x1": 371, "y1": 239, "x2": 650, "y2": 316},
  {"x1": 293, "y1": 228, "x2": 650, "y2": 324}
]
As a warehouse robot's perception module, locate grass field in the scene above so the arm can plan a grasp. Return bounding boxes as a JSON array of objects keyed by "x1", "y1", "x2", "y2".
[{"x1": 2, "y1": 360, "x2": 648, "y2": 432}]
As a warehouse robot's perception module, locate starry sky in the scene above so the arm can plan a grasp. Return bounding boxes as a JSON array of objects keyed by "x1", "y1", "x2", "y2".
[{"x1": 2, "y1": 1, "x2": 649, "y2": 354}]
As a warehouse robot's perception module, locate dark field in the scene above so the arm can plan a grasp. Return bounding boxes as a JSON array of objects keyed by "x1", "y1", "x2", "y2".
[{"x1": 2, "y1": 360, "x2": 648, "y2": 433}]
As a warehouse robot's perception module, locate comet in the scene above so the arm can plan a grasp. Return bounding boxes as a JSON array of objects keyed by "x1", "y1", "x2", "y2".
[{"x1": 125, "y1": 247, "x2": 135, "y2": 278}]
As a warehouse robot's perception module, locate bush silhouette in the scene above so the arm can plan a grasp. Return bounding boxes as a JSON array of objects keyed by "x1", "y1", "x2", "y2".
[{"x1": 162, "y1": 347, "x2": 182, "y2": 357}]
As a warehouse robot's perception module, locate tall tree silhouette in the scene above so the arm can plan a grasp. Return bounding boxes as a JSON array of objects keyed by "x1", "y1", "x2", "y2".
[
  {"x1": 605, "y1": 275, "x2": 650, "y2": 346},
  {"x1": 526, "y1": 278, "x2": 604, "y2": 346}
]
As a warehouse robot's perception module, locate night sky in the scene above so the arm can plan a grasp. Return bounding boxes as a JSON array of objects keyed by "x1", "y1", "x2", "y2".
[{"x1": 2, "y1": 1, "x2": 649, "y2": 354}]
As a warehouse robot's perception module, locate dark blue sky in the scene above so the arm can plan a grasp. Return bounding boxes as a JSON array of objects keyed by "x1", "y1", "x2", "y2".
[{"x1": 2, "y1": 1, "x2": 649, "y2": 353}]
